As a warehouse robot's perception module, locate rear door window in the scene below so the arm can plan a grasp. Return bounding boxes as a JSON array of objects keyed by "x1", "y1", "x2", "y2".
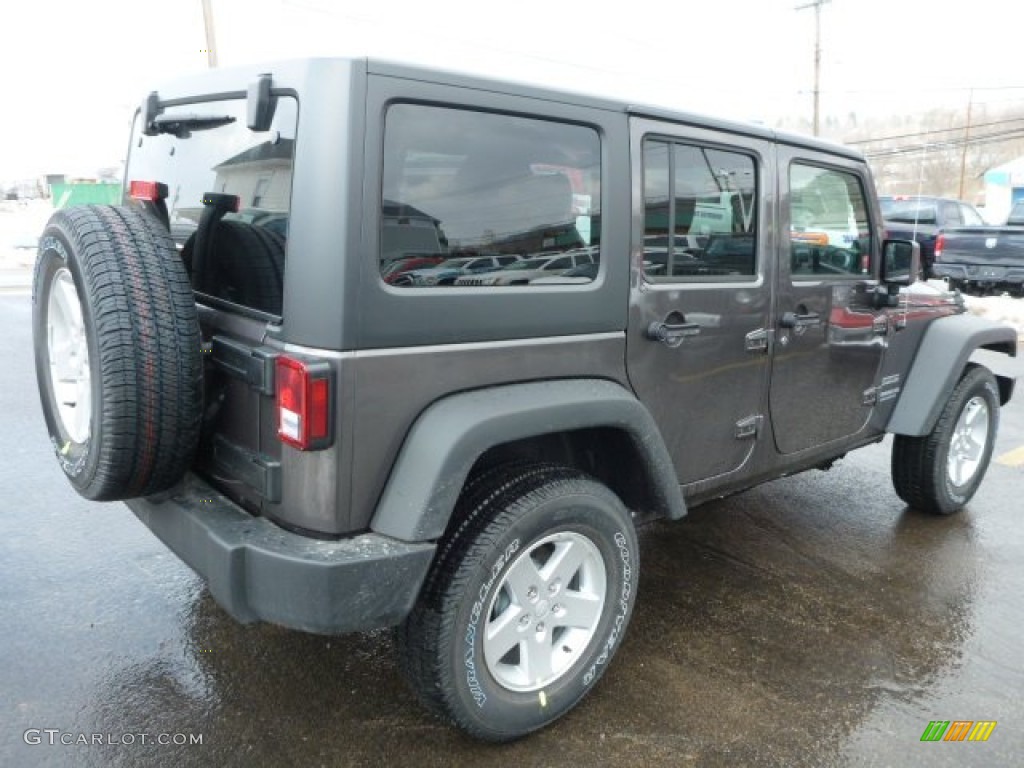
[
  {"x1": 642, "y1": 139, "x2": 757, "y2": 281},
  {"x1": 126, "y1": 97, "x2": 298, "y2": 316}
]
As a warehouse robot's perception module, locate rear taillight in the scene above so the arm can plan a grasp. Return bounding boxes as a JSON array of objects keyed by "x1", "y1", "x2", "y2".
[
  {"x1": 276, "y1": 355, "x2": 333, "y2": 450},
  {"x1": 129, "y1": 180, "x2": 168, "y2": 202},
  {"x1": 935, "y1": 234, "x2": 945, "y2": 261}
]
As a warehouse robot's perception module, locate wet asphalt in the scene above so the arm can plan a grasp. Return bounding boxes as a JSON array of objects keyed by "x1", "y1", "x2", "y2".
[{"x1": 1, "y1": 291, "x2": 1022, "y2": 768}]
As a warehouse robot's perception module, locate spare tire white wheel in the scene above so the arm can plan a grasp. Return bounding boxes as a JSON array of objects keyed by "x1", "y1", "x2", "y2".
[{"x1": 32, "y1": 205, "x2": 202, "y2": 500}]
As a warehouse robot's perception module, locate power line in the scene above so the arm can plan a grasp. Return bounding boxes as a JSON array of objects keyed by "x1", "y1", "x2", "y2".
[
  {"x1": 864, "y1": 127, "x2": 1024, "y2": 159},
  {"x1": 848, "y1": 116, "x2": 1024, "y2": 146}
]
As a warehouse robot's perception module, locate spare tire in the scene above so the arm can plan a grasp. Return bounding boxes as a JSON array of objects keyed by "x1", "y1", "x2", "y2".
[
  {"x1": 32, "y1": 205, "x2": 202, "y2": 501},
  {"x1": 182, "y1": 219, "x2": 285, "y2": 315}
]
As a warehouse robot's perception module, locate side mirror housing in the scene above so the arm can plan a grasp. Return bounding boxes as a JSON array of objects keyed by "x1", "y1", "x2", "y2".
[
  {"x1": 880, "y1": 239, "x2": 920, "y2": 286},
  {"x1": 247, "y1": 73, "x2": 276, "y2": 131},
  {"x1": 141, "y1": 91, "x2": 161, "y2": 137}
]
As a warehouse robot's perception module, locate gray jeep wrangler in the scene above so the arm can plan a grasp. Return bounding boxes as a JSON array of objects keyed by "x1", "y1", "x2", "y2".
[{"x1": 32, "y1": 58, "x2": 1017, "y2": 741}]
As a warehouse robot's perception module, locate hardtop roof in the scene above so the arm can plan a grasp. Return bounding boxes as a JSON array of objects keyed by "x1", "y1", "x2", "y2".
[{"x1": 147, "y1": 56, "x2": 864, "y2": 163}]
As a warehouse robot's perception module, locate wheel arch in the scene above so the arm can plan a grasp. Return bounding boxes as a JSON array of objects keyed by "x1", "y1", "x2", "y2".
[
  {"x1": 886, "y1": 313, "x2": 1017, "y2": 437},
  {"x1": 370, "y1": 379, "x2": 686, "y2": 542}
]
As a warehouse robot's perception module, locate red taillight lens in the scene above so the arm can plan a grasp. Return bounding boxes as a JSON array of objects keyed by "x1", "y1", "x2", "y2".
[
  {"x1": 276, "y1": 355, "x2": 332, "y2": 450},
  {"x1": 129, "y1": 180, "x2": 168, "y2": 202},
  {"x1": 935, "y1": 234, "x2": 945, "y2": 261}
]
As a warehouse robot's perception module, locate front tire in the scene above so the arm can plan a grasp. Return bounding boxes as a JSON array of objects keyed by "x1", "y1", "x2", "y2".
[
  {"x1": 892, "y1": 366, "x2": 1000, "y2": 514},
  {"x1": 398, "y1": 464, "x2": 638, "y2": 741}
]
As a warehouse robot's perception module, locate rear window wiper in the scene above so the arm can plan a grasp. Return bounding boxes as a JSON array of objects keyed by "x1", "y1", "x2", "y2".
[{"x1": 150, "y1": 113, "x2": 236, "y2": 138}]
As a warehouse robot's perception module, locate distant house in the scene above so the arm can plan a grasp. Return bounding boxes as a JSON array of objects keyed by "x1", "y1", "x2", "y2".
[{"x1": 212, "y1": 139, "x2": 294, "y2": 211}]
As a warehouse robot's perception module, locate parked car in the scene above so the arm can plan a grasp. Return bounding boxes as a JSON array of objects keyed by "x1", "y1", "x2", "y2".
[
  {"x1": 393, "y1": 254, "x2": 521, "y2": 286},
  {"x1": 31, "y1": 57, "x2": 1016, "y2": 743},
  {"x1": 879, "y1": 195, "x2": 985, "y2": 277},
  {"x1": 381, "y1": 253, "x2": 447, "y2": 283},
  {"x1": 455, "y1": 250, "x2": 595, "y2": 286},
  {"x1": 530, "y1": 261, "x2": 600, "y2": 284}
]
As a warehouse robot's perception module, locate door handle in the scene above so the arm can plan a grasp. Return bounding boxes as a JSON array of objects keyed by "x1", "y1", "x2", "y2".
[
  {"x1": 646, "y1": 320, "x2": 701, "y2": 346},
  {"x1": 780, "y1": 311, "x2": 821, "y2": 329}
]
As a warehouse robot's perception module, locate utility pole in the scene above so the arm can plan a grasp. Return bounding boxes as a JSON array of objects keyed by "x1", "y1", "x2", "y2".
[
  {"x1": 958, "y1": 89, "x2": 974, "y2": 199},
  {"x1": 202, "y1": 0, "x2": 218, "y2": 68},
  {"x1": 795, "y1": 0, "x2": 831, "y2": 136}
]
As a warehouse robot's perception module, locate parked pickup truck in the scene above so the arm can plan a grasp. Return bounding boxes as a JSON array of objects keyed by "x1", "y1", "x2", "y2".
[
  {"x1": 880, "y1": 195, "x2": 986, "y2": 277},
  {"x1": 933, "y1": 226, "x2": 1024, "y2": 296}
]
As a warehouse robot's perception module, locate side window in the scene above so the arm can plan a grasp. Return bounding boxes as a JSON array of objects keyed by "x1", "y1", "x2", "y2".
[
  {"x1": 941, "y1": 201, "x2": 963, "y2": 227},
  {"x1": 642, "y1": 138, "x2": 757, "y2": 281},
  {"x1": 961, "y1": 205, "x2": 985, "y2": 226},
  {"x1": 381, "y1": 104, "x2": 601, "y2": 288},
  {"x1": 789, "y1": 164, "x2": 871, "y2": 279}
]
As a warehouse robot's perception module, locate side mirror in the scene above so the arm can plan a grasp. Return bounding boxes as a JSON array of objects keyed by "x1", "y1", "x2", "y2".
[
  {"x1": 880, "y1": 239, "x2": 920, "y2": 286},
  {"x1": 247, "y1": 73, "x2": 276, "y2": 131},
  {"x1": 141, "y1": 91, "x2": 161, "y2": 137}
]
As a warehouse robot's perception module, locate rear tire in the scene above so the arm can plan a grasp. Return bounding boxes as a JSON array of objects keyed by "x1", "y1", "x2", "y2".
[
  {"x1": 397, "y1": 464, "x2": 638, "y2": 741},
  {"x1": 892, "y1": 366, "x2": 1000, "y2": 515},
  {"x1": 33, "y1": 205, "x2": 202, "y2": 501}
]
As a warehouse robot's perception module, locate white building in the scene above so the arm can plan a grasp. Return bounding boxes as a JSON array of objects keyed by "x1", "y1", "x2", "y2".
[{"x1": 982, "y1": 156, "x2": 1024, "y2": 224}]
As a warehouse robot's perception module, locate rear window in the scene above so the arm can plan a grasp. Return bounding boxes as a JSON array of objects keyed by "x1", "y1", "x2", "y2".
[
  {"x1": 126, "y1": 96, "x2": 298, "y2": 316},
  {"x1": 880, "y1": 198, "x2": 938, "y2": 225},
  {"x1": 380, "y1": 104, "x2": 601, "y2": 288}
]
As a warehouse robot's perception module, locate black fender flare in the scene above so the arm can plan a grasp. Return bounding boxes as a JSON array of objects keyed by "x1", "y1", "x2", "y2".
[
  {"x1": 886, "y1": 313, "x2": 1017, "y2": 437},
  {"x1": 370, "y1": 379, "x2": 685, "y2": 542}
]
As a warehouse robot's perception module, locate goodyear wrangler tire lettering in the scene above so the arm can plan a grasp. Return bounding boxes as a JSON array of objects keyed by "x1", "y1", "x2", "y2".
[
  {"x1": 32, "y1": 205, "x2": 202, "y2": 501},
  {"x1": 584, "y1": 530, "x2": 633, "y2": 686},
  {"x1": 397, "y1": 464, "x2": 639, "y2": 742},
  {"x1": 464, "y1": 537, "x2": 520, "y2": 707}
]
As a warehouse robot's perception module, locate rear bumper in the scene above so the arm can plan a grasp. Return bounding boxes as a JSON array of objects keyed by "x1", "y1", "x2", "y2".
[
  {"x1": 126, "y1": 474, "x2": 436, "y2": 635},
  {"x1": 933, "y1": 263, "x2": 1024, "y2": 286}
]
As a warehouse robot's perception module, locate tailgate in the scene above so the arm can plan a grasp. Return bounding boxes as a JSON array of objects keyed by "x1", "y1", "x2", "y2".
[
  {"x1": 196, "y1": 306, "x2": 282, "y2": 514},
  {"x1": 940, "y1": 228, "x2": 1024, "y2": 265}
]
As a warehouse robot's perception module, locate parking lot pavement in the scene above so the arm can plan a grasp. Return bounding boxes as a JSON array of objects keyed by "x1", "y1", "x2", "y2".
[{"x1": 2, "y1": 292, "x2": 1023, "y2": 767}]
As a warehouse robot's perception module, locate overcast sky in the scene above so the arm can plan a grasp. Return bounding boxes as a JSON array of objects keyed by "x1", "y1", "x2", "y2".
[{"x1": 1, "y1": 0, "x2": 1020, "y2": 180}]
